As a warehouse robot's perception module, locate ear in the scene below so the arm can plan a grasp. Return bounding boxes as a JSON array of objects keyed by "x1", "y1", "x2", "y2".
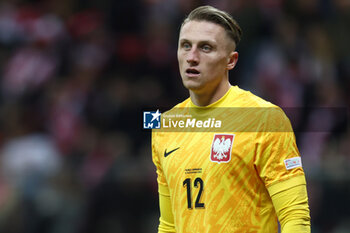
[{"x1": 227, "y1": 51, "x2": 238, "y2": 70}]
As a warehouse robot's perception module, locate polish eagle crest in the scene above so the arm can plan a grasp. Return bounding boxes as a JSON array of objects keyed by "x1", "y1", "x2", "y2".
[{"x1": 210, "y1": 134, "x2": 234, "y2": 163}]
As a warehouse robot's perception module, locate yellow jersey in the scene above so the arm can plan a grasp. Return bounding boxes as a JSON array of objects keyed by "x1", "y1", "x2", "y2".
[{"x1": 152, "y1": 86, "x2": 306, "y2": 233}]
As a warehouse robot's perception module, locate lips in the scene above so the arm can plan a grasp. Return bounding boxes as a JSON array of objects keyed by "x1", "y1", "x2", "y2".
[{"x1": 185, "y1": 68, "x2": 200, "y2": 77}]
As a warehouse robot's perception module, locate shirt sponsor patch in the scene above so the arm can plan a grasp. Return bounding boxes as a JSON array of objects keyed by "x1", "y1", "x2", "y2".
[{"x1": 284, "y1": 157, "x2": 302, "y2": 170}]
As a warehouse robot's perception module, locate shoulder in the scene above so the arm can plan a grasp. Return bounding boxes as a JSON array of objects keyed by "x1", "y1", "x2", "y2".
[
  {"x1": 230, "y1": 86, "x2": 276, "y2": 108},
  {"x1": 231, "y1": 86, "x2": 292, "y2": 131},
  {"x1": 232, "y1": 86, "x2": 290, "y2": 122},
  {"x1": 152, "y1": 97, "x2": 190, "y2": 137}
]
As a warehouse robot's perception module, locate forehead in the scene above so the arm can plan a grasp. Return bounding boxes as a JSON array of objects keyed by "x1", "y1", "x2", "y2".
[{"x1": 179, "y1": 20, "x2": 227, "y2": 42}]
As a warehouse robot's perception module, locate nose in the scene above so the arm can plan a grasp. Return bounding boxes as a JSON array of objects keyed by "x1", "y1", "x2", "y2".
[{"x1": 186, "y1": 47, "x2": 199, "y2": 65}]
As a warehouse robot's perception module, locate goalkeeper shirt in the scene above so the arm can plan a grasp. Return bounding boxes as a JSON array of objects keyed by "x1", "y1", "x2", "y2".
[{"x1": 152, "y1": 86, "x2": 309, "y2": 233}]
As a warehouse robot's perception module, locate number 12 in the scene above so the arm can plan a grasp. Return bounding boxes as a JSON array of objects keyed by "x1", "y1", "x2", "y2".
[{"x1": 183, "y1": 177, "x2": 205, "y2": 209}]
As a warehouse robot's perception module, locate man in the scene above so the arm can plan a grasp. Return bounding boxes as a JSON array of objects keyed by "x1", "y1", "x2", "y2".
[{"x1": 152, "y1": 5, "x2": 310, "y2": 233}]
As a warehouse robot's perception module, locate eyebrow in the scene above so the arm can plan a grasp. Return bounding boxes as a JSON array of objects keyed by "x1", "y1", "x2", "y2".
[{"x1": 179, "y1": 38, "x2": 217, "y2": 45}]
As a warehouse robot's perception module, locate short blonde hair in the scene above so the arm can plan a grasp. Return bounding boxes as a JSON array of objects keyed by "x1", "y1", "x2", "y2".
[{"x1": 181, "y1": 5, "x2": 242, "y2": 47}]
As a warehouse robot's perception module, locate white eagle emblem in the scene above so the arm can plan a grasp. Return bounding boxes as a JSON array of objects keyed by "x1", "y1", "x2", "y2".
[
  {"x1": 210, "y1": 134, "x2": 234, "y2": 163},
  {"x1": 213, "y1": 137, "x2": 232, "y2": 160}
]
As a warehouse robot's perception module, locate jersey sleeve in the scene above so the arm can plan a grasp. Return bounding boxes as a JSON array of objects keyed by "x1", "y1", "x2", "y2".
[
  {"x1": 152, "y1": 131, "x2": 176, "y2": 233},
  {"x1": 158, "y1": 188, "x2": 176, "y2": 233},
  {"x1": 270, "y1": 182, "x2": 311, "y2": 233},
  {"x1": 254, "y1": 107, "x2": 306, "y2": 193},
  {"x1": 152, "y1": 131, "x2": 168, "y2": 188}
]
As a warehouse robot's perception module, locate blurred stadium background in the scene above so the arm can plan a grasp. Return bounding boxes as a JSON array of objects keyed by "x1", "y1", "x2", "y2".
[{"x1": 0, "y1": 0, "x2": 349, "y2": 232}]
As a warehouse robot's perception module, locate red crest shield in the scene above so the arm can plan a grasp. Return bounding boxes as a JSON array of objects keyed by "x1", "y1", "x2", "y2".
[{"x1": 210, "y1": 134, "x2": 235, "y2": 163}]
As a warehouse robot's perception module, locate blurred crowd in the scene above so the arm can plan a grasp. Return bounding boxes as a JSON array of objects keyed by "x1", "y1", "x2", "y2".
[{"x1": 0, "y1": 0, "x2": 349, "y2": 232}]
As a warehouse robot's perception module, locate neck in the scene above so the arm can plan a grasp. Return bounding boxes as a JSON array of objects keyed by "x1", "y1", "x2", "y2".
[{"x1": 189, "y1": 81, "x2": 231, "y2": 106}]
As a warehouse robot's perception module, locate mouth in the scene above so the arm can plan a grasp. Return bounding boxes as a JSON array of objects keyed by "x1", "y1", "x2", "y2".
[{"x1": 185, "y1": 68, "x2": 200, "y2": 77}]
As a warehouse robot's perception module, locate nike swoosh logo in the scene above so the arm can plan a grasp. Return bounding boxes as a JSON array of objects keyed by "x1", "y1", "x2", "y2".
[{"x1": 164, "y1": 147, "x2": 180, "y2": 157}]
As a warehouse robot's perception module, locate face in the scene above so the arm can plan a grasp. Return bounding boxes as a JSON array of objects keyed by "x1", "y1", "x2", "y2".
[{"x1": 177, "y1": 20, "x2": 238, "y2": 93}]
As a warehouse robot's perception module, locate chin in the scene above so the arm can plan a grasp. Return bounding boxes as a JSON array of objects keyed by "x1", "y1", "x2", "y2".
[{"x1": 182, "y1": 80, "x2": 203, "y2": 91}]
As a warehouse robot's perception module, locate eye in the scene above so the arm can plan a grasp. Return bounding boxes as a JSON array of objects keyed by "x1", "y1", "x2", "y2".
[
  {"x1": 181, "y1": 42, "x2": 191, "y2": 51},
  {"x1": 201, "y1": 44, "x2": 212, "y2": 52}
]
